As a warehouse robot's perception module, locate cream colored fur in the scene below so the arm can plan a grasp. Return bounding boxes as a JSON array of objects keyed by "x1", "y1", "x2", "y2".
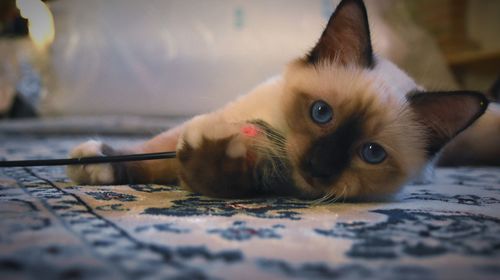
[
  {"x1": 176, "y1": 56, "x2": 429, "y2": 199},
  {"x1": 67, "y1": 140, "x2": 115, "y2": 185}
]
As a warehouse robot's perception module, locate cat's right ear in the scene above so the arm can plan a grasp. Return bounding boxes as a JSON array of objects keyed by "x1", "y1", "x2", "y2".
[{"x1": 306, "y1": 0, "x2": 374, "y2": 68}]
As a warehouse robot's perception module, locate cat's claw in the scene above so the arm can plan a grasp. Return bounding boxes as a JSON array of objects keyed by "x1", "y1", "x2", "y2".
[{"x1": 66, "y1": 140, "x2": 115, "y2": 185}]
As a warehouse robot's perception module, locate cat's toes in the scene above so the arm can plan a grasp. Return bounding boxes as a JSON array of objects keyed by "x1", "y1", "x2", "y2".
[
  {"x1": 179, "y1": 116, "x2": 252, "y2": 163},
  {"x1": 178, "y1": 115, "x2": 243, "y2": 151},
  {"x1": 66, "y1": 140, "x2": 115, "y2": 185}
]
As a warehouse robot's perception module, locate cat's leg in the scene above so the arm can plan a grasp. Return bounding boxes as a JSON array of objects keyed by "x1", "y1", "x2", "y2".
[{"x1": 67, "y1": 125, "x2": 183, "y2": 185}]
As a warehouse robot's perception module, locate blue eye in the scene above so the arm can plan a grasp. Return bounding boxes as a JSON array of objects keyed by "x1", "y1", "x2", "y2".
[
  {"x1": 360, "y1": 143, "x2": 386, "y2": 164},
  {"x1": 310, "y1": 100, "x2": 333, "y2": 124}
]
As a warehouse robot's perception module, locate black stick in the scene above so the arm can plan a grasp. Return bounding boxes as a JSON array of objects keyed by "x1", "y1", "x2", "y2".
[{"x1": 0, "y1": 152, "x2": 177, "y2": 167}]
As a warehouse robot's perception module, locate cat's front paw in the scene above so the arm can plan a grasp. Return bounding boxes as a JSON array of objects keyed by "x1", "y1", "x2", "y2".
[
  {"x1": 66, "y1": 140, "x2": 115, "y2": 185},
  {"x1": 177, "y1": 117, "x2": 257, "y2": 197}
]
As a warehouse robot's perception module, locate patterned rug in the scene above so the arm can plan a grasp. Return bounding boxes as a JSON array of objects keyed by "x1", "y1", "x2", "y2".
[{"x1": 1, "y1": 132, "x2": 500, "y2": 280}]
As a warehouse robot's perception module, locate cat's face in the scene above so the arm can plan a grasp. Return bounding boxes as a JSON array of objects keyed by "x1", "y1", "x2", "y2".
[
  {"x1": 280, "y1": 59, "x2": 427, "y2": 200},
  {"x1": 177, "y1": 0, "x2": 488, "y2": 200}
]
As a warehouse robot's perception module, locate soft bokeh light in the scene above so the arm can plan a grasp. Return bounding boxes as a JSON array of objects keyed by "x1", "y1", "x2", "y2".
[{"x1": 16, "y1": 0, "x2": 55, "y2": 51}]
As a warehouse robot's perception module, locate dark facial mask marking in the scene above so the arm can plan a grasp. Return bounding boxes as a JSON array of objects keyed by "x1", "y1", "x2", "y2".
[{"x1": 302, "y1": 116, "x2": 363, "y2": 183}]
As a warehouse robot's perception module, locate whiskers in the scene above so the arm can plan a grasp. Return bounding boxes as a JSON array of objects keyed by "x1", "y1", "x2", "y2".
[
  {"x1": 251, "y1": 138, "x2": 290, "y2": 193},
  {"x1": 311, "y1": 182, "x2": 349, "y2": 205}
]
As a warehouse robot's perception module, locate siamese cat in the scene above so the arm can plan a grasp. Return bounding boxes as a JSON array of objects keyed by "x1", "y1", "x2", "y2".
[{"x1": 68, "y1": 0, "x2": 499, "y2": 200}]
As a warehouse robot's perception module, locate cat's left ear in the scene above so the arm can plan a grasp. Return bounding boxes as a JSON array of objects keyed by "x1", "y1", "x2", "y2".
[
  {"x1": 408, "y1": 91, "x2": 489, "y2": 156},
  {"x1": 307, "y1": 0, "x2": 374, "y2": 68}
]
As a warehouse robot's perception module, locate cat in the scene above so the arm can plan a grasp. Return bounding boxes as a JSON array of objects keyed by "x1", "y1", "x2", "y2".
[{"x1": 67, "y1": 0, "x2": 498, "y2": 201}]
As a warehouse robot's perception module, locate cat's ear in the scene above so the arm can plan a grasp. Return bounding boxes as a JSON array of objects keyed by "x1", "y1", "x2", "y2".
[
  {"x1": 407, "y1": 91, "x2": 489, "y2": 156},
  {"x1": 307, "y1": 0, "x2": 374, "y2": 68}
]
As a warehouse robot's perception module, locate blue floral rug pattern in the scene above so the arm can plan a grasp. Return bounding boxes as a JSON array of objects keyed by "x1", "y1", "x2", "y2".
[{"x1": 1, "y1": 134, "x2": 500, "y2": 280}]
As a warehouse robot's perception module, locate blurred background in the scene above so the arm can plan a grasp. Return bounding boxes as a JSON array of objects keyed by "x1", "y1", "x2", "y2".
[{"x1": 1, "y1": 0, "x2": 499, "y2": 120}]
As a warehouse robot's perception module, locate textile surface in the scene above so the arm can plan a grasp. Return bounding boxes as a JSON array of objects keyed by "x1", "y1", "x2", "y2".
[{"x1": 1, "y1": 132, "x2": 499, "y2": 280}]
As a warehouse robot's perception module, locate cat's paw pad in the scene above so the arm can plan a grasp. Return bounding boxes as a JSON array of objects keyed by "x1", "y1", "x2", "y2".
[{"x1": 66, "y1": 140, "x2": 115, "y2": 185}]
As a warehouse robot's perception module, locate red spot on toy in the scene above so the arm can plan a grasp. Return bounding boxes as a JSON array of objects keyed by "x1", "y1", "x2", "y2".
[{"x1": 241, "y1": 124, "x2": 259, "y2": 138}]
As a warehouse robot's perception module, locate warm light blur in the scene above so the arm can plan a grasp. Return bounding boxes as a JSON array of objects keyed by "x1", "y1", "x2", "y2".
[{"x1": 16, "y1": 0, "x2": 55, "y2": 51}]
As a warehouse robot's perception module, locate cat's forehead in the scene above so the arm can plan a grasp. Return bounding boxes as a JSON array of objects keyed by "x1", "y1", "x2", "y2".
[
  {"x1": 285, "y1": 60, "x2": 373, "y2": 100},
  {"x1": 284, "y1": 58, "x2": 418, "y2": 106},
  {"x1": 285, "y1": 61, "x2": 406, "y2": 122}
]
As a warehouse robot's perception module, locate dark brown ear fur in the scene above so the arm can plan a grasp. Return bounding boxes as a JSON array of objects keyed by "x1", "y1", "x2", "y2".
[
  {"x1": 488, "y1": 75, "x2": 500, "y2": 102},
  {"x1": 407, "y1": 91, "x2": 489, "y2": 156},
  {"x1": 307, "y1": 0, "x2": 374, "y2": 68}
]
